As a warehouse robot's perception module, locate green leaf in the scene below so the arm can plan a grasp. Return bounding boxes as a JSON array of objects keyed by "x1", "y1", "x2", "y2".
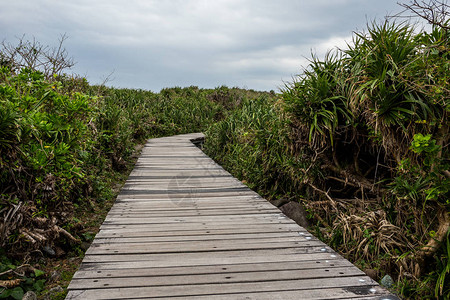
[
  {"x1": 10, "y1": 287, "x2": 24, "y2": 300},
  {"x1": 0, "y1": 288, "x2": 12, "y2": 298},
  {"x1": 33, "y1": 279, "x2": 46, "y2": 292},
  {"x1": 34, "y1": 268, "x2": 45, "y2": 278}
]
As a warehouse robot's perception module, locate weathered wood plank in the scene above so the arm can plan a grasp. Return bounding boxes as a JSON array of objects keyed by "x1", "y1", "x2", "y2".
[
  {"x1": 81, "y1": 249, "x2": 347, "y2": 264},
  {"x1": 103, "y1": 213, "x2": 294, "y2": 222},
  {"x1": 66, "y1": 277, "x2": 390, "y2": 299},
  {"x1": 102, "y1": 217, "x2": 291, "y2": 223},
  {"x1": 114, "y1": 196, "x2": 265, "y2": 202},
  {"x1": 86, "y1": 240, "x2": 327, "y2": 255},
  {"x1": 98, "y1": 223, "x2": 303, "y2": 232},
  {"x1": 93, "y1": 231, "x2": 306, "y2": 242},
  {"x1": 79, "y1": 253, "x2": 346, "y2": 270},
  {"x1": 107, "y1": 206, "x2": 280, "y2": 213},
  {"x1": 72, "y1": 260, "x2": 356, "y2": 278},
  {"x1": 68, "y1": 267, "x2": 367, "y2": 290},
  {"x1": 105, "y1": 211, "x2": 282, "y2": 218},
  {"x1": 122, "y1": 289, "x2": 397, "y2": 300},
  {"x1": 94, "y1": 229, "x2": 305, "y2": 239}
]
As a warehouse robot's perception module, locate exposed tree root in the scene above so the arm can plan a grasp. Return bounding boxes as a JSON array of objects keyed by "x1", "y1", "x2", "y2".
[
  {"x1": 307, "y1": 182, "x2": 338, "y2": 212},
  {"x1": 0, "y1": 264, "x2": 32, "y2": 277},
  {"x1": 321, "y1": 163, "x2": 380, "y2": 192},
  {"x1": 52, "y1": 224, "x2": 80, "y2": 244},
  {"x1": 418, "y1": 207, "x2": 449, "y2": 261},
  {"x1": 0, "y1": 279, "x2": 22, "y2": 289}
]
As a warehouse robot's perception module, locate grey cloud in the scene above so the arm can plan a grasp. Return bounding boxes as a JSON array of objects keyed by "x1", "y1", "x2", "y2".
[{"x1": 1, "y1": 0, "x2": 407, "y2": 91}]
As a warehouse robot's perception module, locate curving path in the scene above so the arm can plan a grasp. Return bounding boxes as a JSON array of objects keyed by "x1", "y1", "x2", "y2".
[{"x1": 66, "y1": 133, "x2": 399, "y2": 300}]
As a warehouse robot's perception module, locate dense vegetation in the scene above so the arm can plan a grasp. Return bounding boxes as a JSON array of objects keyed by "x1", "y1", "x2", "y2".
[
  {"x1": 1, "y1": 2, "x2": 448, "y2": 299},
  {"x1": 0, "y1": 44, "x2": 272, "y2": 298},
  {"x1": 205, "y1": 16, "x2": 449, "y2": 300}
]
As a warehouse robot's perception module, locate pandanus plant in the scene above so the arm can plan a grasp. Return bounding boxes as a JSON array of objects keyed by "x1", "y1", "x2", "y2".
[
  {"x1": 282, "y1": 51, "x2": 352, "y2": 149},
  {"x1": 345, "y1": 21, "x2": 435, "y2": 163}
]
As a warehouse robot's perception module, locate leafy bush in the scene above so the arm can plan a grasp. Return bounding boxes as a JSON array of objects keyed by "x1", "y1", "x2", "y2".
[{"x1": 0, "y1": 67, "x2": 94, "y2": 207}]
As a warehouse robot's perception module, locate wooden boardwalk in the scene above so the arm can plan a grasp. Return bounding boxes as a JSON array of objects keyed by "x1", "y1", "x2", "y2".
[{"x1": 66, "y1": 133, "x2": 399, "y2": 300}]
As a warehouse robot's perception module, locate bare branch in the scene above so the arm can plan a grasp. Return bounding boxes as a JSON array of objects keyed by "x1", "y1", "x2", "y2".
[
  {"x1": 0, "y1": 35, "x2": 76, "y2": 78},
  {"x1": 395, "y1": 0, "x2": 450, "y2": 30},
  {"x1": 100, "y1": 69, "x2": 116, "y2": 86}
]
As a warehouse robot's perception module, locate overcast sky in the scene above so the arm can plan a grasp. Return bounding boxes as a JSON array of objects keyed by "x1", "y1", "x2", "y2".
[{"x1": 1, "y1": 1, "x2": 408, "y2": 92}]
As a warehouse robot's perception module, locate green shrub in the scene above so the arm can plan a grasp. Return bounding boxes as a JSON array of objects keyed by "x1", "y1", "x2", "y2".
[{"x1": 0, "y1": 67, "x2": 94, "y2": 207}]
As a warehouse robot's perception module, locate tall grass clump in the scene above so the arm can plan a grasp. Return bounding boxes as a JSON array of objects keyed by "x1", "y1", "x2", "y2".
[{"x1": 205, "y1": 95, "x2": 308, "y2": 198}]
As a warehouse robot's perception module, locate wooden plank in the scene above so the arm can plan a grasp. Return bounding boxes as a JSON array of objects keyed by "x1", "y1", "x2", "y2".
[
  {"x1": 129, "y1": 170, "x2": 230, "y2": 175},
  {"x1": 73, "y1": 260, "x2": 356, "y2": 278},
  {"x1": 121, "y1": 289, "x2": 398, "y2": 300},
  {"x1": 114, "y1": 195, "x2": 265, "y2": 202},
  {"x1": 95, "y1": 227, "x2": 306, "y2": 239},
  {"x1": 110, "y1": 203, "x2": 272, "y2": 209},
  {"x1": 121, "y1": 183, "x2": 247, "y2": 189},
  {"x1": 112, "y1": 197, "x2": 263, "y2": 203},
  {"x1": 66, "y1": 277, "x2": 388, "y2": 299},
  {"x1": 100, "y1": 221, "x2": 295, "y2": 227},
  {"x1": 93, "y1": 231, "x2": 306, "y2": 242},
  {"x1": 85, "y1": 240, "x2": 327, "y2": 255},
  {"x1": 66, "y1": 288, "x2": 395, "y2": 300},
  {"x1": 101, "y1": 217, "x2": 296, "y2": 225},
  {"x1": 77, "y1": 254, "x2": 349, "y2": 270},
  {"x1": 89, "y1": 236, "x2": 324, "y2": 248},
  {"x1": 117, "y1": 191, "x2": 259, "y2": 198},
  {"x1": 106, "y1": 208, "x2": 279, "y2": 215},
  {"x1": 81, "y1": 250, "x2": 346, "y2": 265},
  {"x1": 108, "y1": 205, "x2": 272, "y2": 211},
  {"x1": 125, "y1": 179, "x2": 244, "y2": 185},
  {"x1": 68, "y1": 267, "x2": 367, "y2": 289},
  {"x1": 120, "y1": 185, "x2": 253, "y2": 191},
  {"x1": 98, "y1": 223, "x2": 303, "y2": 232},
  {"x1": 125, "y1": 180, "x2": 240, "y2": 185},
  {"x1": 107, "y1": 205, "x2": 279, "y2": 212},
  {"x1": 101, "y1": 217, "x2": 294, "y2": 224},
  {"x1": 104, "y1": 213, "x2": 292, "y2": 221},
  {"x1": 113, "y1": 199, "x2": 265, "y2": 205},
  {"x1": 105, "y1": 210, "x2": 281, "y2": 218}
]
